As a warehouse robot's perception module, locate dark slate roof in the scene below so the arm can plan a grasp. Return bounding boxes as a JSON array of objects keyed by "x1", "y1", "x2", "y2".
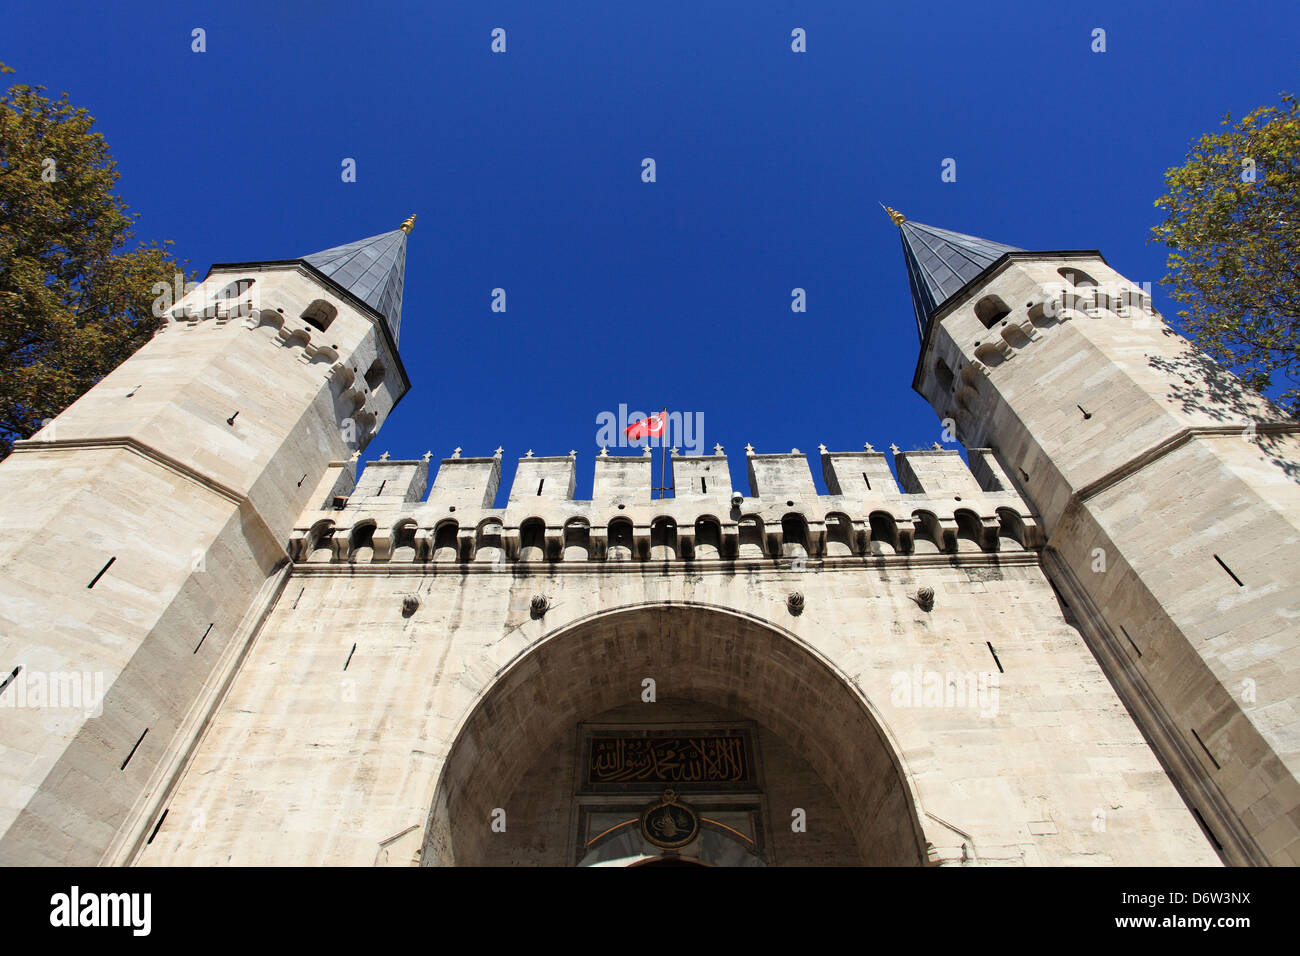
[
  {"x1": 899, "y1": 220, "x2": 1021, "y2": 341},
  {"x1": 303, "y1": 228, "x2": 408, "y2": 345}
]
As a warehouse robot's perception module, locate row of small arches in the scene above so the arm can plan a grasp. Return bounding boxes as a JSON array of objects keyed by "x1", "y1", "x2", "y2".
[{"x1": 293, "y1": 509, "x2": 1037, "y2": 564}]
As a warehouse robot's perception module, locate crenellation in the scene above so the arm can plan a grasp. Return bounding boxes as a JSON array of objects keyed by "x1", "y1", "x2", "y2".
[
  {"x1": 508, "y1": 455, "x2": 577, "y2": 505},
  {"x1": 592, "y1": 453, "x2": 653, "y2": 502},
  {"x1": 747, "y1": 452, "x2": 818, "y2": 499},
  {"x1": 822, "y1": 449, "x2": 900, "y2": 496},
  {"x1": 306, "y1": 459, "x2": 356, "y2": 510},
  {"x1": 667, "y1": 455, "x2": 732, "y2": 499},
  {"x1": 895, "y1": 449, "x2": 984, "y2": 496},
  {"x1": 427, "y1": 455, "x2": 500, "y2": 509},
  {"x1": 350, "y1": 458, "x2": 427, "y2": 503},
  {"x1": 299, "y1": 444, "x2": 1041, "y2": 565},
  {"x1": 968, "y1": 448, "x2": 1015, "y2": 493}
]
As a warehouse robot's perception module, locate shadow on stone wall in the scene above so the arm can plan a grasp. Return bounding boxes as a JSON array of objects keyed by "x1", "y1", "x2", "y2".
[{"x1": 1148, "y1": 336, "x2": 1299, "y2": 483}]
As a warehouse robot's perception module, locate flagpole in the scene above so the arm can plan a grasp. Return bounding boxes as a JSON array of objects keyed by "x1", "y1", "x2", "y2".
[{"x1": 659, "y1": 418, "x2": 667, "y2": 499}]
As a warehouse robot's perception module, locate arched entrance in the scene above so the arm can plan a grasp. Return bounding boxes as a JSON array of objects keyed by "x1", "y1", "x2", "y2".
[{"x1": 421, "y1": 603, "x2": 927, "y2": 866}]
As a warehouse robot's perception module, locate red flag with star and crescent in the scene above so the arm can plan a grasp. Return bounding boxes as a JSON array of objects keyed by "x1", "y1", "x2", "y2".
[{"x1": 625, "y1": 409, "x2": 667, "y2": 441}]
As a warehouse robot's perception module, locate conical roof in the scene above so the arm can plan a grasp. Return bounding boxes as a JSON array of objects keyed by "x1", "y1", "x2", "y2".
[
  {"x1": 303, "y1": 226, "x2": 409, "y2": 344},
  {"x1": 895, "y1": 216, "x2": 1021, "y2": 340}
]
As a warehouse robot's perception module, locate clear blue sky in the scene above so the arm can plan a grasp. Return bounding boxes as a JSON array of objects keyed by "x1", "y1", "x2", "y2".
[{"x1": 7, "y1": 0, "x2": 1297, "y2": 501}]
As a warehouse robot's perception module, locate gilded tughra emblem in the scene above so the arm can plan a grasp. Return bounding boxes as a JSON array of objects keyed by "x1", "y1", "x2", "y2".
[{"x1": 640, "y1": 789, "x2": 699, "y2": 849}]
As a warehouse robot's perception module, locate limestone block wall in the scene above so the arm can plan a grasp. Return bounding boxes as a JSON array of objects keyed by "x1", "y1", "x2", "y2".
[
  {"x1": 0, "y1": 445, "x2": 283, "y2": 863},
  {"x1": 135, "y1": 555, "x2": 1218, "y2": 866},
  {"x1": 133, "y1": 443, "x2": 1218, "y2": 866},
  {"x1": 913, "y1": 253, "x2": 1300, "y2": 865}
]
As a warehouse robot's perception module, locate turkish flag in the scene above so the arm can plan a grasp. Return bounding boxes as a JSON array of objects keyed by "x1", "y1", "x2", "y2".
[{"x1": 626, "y1": 409, "x2": 667, "y2": 441}]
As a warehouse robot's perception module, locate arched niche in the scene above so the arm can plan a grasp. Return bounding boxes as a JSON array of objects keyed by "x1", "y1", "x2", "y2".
[
  {"x1": 824, "y1": 512, "x2": 854, "y2": 556},
  {"x1": 974, "y1": 294, "x2": 1011, "y2": 328},
  {"x1": 693, "y1": 516, "x2": 722, "y2": 559},
  {"x1": 420, "y1": 604, "x2": 927, "y2": 867},
  {"x1": 650, "y1": 517, "x2": 677, "y2": 560},
  {"x1": 563, "y1": 518, "x2": 591, "y2": 561},
  {"x1": 433, "y1": 520, "x2": 459, "y2": 563}
]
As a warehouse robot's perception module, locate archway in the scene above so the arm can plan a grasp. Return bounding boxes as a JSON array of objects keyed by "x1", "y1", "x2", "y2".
[{"x1": 421, "y1": 603, "x2": 927, "y2": 866}]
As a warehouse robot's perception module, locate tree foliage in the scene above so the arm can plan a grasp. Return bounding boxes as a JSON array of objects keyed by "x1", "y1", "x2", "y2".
[
  {"x1": 0, "y1": 62, "x2": 193, "y2": 457},
  {"x1": 1152, "y1": 92, "x2": 1300, "y2": 417}
]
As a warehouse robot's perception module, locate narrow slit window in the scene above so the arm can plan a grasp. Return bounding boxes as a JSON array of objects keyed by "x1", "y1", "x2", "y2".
[
  {"x1": 986, "y1": 641, "x2": 1004, "y2": 674},
  {"x1": 120, "y1": 728, "x2": 149, "y2": 771},
  {"x1": 862, "y1": 472, "x2": 871, "y2": 490},
  {"x1": 194, "y1": 623, "x2": 214, "y2": 654},
  {"x1": 1190, "y1": 808, "x2": 1223, "y2": 851},
  {"x1": 701, "y1": 477, "x2": 707, "y2": 493},
  {"x1": 147, "y1": 809, "x2": 169, "y2": 845},
  {"x1": 1190, "y1": 728, "x2": 1221, "y2": 770},
  {"x1": 1213, "y1": 554, "x2": 1244, "y2": 587},
  {"x1": 88, "y1": 557, "x2": 116, "y2": 589},
  {"x1": 537, "y1": 479, "x2": 544, "y2": 496}
]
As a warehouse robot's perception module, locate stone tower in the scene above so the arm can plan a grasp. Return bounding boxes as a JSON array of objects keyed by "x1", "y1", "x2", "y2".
[
  {"x1": 897, "y1": 209, "x2": 1300, "y2": 866},
  {"x1": 0, "y1": 218, "x2": 414, "y2": 864}
]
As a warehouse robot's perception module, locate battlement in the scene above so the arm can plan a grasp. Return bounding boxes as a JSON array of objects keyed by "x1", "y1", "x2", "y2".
[{"x1": 288, "y1": 443, "x2": 1042, "y2": 565}]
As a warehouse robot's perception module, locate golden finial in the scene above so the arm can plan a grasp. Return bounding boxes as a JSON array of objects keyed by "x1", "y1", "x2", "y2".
[
  {"x1": 400, "y1": 214, "x2": 417, "y2": 234},
  {"x1": 880, "y1": 203, "x2": 905, "y2": 227}
]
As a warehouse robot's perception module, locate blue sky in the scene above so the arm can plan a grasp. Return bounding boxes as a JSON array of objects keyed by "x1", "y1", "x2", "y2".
[{"x1": 7, "y1": 0, "x2": 1297, "y2": 502}]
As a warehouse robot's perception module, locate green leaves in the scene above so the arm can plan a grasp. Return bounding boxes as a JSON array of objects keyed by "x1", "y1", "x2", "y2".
[
  {"x1": 0, "y1": 68, "x2": 194, "y2": 457},
  {"x1": 1151, "y1": 93, "x2": 1300, "y2": 417}
]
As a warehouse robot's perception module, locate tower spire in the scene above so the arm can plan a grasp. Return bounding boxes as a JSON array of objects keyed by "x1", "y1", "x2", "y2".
[
  {"x1": 892, "y1": 215, "x2": 1021, "y2": 341},
  {"x1": 302, "y1": 221, "x2": 411, "y2": 345}
]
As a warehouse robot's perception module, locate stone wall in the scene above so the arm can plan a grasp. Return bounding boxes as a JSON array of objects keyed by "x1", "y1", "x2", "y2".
[{"x1": 136, "y1": 548, "x2": 1218, "y2": 866}]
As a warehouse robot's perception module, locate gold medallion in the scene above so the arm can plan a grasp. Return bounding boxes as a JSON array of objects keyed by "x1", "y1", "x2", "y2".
[{"x1": 639, "y1": 789, "x2": 699, "y2": 849}]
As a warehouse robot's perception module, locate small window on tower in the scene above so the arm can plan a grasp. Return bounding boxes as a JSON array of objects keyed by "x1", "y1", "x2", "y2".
[
  {"x1": 302, "y1": 299, "x2": 338, "y2": 332},
  {"x1": 935, "y1": 357, "x2": 956, "y2": 392},
  {"x1": 218, "y1": 278, "x2": 255, "y2": 299},
  {"x1": 974, "y1": 295, "x2": 1011, "y2": 329},
  {"x1": 1058, "y1": 267, "x2": 1098, "y2": 288},
  {"x1": 364, "y1": 359, "x2": 385, "y2": 390}
]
